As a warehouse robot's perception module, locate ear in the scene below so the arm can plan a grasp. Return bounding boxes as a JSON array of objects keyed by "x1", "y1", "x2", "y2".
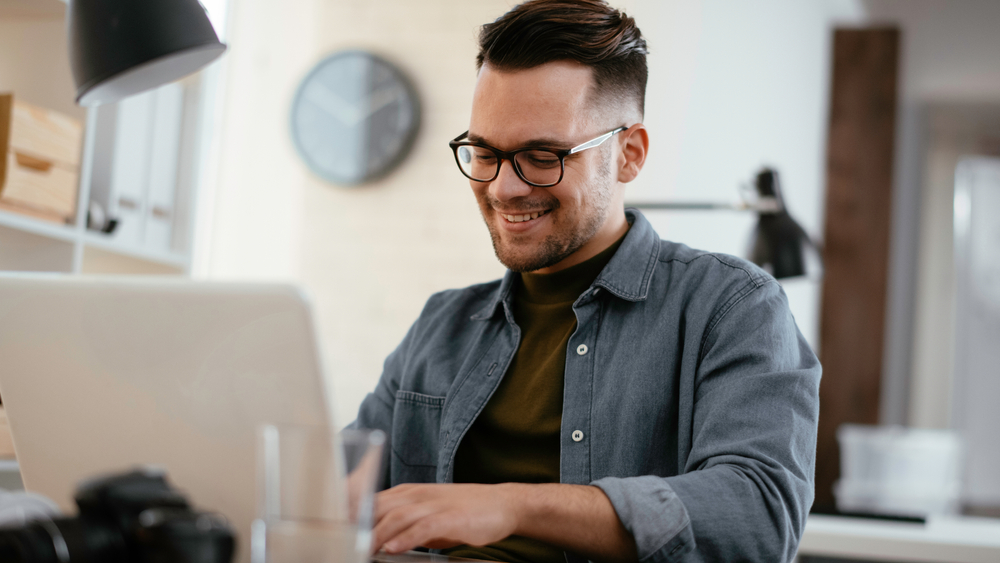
[{"x1": 616, "y1": 124, "x2": 649, "y2": 183}]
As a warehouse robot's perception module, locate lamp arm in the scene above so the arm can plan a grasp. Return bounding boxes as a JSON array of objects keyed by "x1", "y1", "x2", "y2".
[{"x1": 626, "y1": 196, "x2": 782, "y2": 213}]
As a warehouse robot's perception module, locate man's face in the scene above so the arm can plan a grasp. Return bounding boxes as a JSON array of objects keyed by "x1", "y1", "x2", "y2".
[{"x1": 468, "y1": 61, "x2": 622, "y2": 273}]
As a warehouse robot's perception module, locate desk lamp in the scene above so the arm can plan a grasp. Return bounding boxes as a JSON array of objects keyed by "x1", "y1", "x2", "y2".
[
  {"x1": 628, "y1": 168, "x2": 821, "y2": 279},
  {"x1": 67, "y1": 0, "x2": 227, "y2": 106}
]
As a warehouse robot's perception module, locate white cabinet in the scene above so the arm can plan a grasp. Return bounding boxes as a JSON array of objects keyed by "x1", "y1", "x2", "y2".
[
  {"x1": 94, "y1": 82, "x2": 186, "y2": 258},
  {"x1": 145, "y1": 84, "x2": 185, "y2": 254}
]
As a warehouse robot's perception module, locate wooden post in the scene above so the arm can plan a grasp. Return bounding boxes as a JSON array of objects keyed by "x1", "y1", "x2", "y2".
[{"x1": 815, "y1": 27, "x2": 899, "y2": 511}]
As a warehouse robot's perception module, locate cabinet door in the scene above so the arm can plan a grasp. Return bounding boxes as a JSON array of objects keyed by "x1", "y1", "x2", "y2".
[
  {"x1": 106, "y1": 84, "x2": 185, "y2": 252},
  {"x1": 145, "y1": 83, "x2": 184, "y2": 253},
  {"x1": 108, "y1": 90, "x2": 155, "y2": 247}
]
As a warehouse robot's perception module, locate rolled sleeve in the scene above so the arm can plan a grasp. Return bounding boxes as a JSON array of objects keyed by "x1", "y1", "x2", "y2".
[{"x1": 592, "y1": 476, "x2": 695, "y2": 562}]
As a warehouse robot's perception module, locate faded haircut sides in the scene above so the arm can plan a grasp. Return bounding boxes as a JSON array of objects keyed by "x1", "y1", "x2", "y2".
[{"x1": 476, "y1": 0, "x2": 648, "y2": 118}]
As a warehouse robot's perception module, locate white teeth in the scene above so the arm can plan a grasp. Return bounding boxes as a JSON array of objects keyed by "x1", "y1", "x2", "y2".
[{"x1": 502, "y1": 210, "x2": 548, "y2": 223}]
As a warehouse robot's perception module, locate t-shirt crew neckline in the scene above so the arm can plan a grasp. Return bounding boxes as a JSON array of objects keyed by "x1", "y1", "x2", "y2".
[{"x1": 518, "y1": 229, "x2": 630, "y2": 305}]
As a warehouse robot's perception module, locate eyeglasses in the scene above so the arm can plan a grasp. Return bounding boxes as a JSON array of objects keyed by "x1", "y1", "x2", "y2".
[{"x1": 449, "y1": 126, "x2": 627, "y2": 188}]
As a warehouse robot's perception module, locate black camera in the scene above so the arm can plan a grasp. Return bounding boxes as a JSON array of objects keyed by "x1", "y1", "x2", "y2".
[{"x1": 0, "y1": 468, "x2": 235, "y2": 563}]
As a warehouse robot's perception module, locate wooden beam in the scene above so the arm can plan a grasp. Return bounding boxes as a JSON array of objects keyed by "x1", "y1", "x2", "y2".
[{"x1": 815, "y1": 27, "x2": 899, "y2": 511}]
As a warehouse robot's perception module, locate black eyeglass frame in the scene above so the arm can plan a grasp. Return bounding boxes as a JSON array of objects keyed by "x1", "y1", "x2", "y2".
[{"x1": 449, "y1": 126, "x2": 628, "y2": 188}]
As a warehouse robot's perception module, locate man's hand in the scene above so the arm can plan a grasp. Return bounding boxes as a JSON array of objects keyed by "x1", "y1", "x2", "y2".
[
  {"x1": 372, "y1": 483, "x2": 519, "y2": 553},
  {"x1": 372, "y1": 482, "x2": 638, "y2": 563}
]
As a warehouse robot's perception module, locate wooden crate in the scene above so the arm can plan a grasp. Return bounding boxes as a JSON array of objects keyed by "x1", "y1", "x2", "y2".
[{"x1": 0, "y1": 93, "x2": 83, "y2": 223}]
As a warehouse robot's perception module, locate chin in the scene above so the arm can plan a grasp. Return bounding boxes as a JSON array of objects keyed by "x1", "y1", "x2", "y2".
[{"x1": 493, "y1": 236, "x2": 575, "y2": 273}]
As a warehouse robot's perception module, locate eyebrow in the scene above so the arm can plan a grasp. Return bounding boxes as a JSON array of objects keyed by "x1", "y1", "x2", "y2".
[{"x1": 467, "y1": 132, "x2": 573, "y2": 151}]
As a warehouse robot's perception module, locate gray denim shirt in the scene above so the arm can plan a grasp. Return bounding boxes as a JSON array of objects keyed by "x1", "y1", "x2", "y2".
[{"x1": 351, "y1": 209, "x2": 821, "y2": 562}]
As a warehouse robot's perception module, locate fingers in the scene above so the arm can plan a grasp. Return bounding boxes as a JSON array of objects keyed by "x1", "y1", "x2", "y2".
[
  {"x1": 374, "y1": 483, "x2": 428, "y2": 523},
  {"x1": 381, "y1": 512, "x2": 463, "y2": 554},
  {"x1": 372, "y1": 491, "x2": 441, "y2": 553},
  {"x1": 371, "y1": 483, "x2": 518, "y2": 555}
]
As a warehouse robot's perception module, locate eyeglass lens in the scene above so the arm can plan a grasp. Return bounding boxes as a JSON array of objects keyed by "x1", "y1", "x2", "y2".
[{"x1": 456, "y1": 146, "x2": 562, "y2": 186}]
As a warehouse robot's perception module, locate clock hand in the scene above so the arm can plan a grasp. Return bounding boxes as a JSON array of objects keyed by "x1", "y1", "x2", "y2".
[
  {"x1": 304, "y1": 82, "x2": 362, "y2": 126},
  {"x1": 359, "y1": 85, "x2": 403, "y2": 121}
]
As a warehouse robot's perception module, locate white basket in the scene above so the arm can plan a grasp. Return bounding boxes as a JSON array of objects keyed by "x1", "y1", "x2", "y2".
[{"x1": 835, "y1": 424, "x2": 963, "y2": 516}]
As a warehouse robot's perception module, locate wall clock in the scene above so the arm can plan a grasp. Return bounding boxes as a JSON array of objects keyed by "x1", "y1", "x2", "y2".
[{"x1": 290, "y1": 51, "x2": 420, "y2": 186}]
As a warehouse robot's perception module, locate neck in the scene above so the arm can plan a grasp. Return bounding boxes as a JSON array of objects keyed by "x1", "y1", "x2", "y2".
[{"x1": 531, "y1": 208, "x2": 629, "y2": 274}]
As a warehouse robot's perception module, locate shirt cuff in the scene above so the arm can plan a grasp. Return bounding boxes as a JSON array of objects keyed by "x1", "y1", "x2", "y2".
[{"x1": 591, "y1": 476, "x2": 695, "y2": 562}]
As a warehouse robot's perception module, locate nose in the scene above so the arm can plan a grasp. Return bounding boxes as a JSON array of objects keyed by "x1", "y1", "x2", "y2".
[{"x1": 489, "y1": 158, "x2": 534, "y2": 202}]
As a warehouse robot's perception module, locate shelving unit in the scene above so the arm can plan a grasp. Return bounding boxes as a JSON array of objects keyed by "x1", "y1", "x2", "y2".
[{"x1": 0, "y1": 0, "x2": 220, "y2": 276}]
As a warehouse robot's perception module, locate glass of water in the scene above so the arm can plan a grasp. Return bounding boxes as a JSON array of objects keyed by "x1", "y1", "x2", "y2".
[{"x1": 252, "y1": 425, "x2": 386, "y2": 563}]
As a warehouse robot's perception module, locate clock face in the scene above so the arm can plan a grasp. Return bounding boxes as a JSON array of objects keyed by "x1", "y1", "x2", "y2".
[{"x1": 290, "y1": 51, "x2": 420, "y2": 186}]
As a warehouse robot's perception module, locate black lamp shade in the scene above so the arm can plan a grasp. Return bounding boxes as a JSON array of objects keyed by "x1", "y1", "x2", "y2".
[
  {"x1": 750, "y1": 212, "x2": 812, "y2": 278},
  {"x1": 68, "y1": 0, "x2": 227, "y2": 106},
  {"x1": 748, "y1": 169, "x2": 820, "y2": 279}
]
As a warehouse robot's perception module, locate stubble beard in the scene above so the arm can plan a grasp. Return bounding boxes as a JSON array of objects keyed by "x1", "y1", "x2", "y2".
[{"x1": 480, "y1": 147, "x2": 616, "y2": 273}]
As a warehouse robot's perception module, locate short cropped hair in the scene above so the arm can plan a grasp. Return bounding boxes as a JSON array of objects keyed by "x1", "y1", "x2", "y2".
[{"x1": 477, "y1": 0, "x2": 648, "y2": 118}]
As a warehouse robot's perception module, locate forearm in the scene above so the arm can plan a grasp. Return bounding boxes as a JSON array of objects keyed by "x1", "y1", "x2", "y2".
[{"x1": 504, "y1": 483, "x2": 637, "y2": 563}]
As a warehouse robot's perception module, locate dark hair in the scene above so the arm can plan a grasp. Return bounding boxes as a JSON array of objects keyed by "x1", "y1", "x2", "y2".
[{"x1": 477, "y1": 0, "x2": 648, "y2": 117}]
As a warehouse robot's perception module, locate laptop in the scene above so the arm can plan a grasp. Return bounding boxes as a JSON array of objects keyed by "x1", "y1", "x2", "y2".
[{"x1": 0, "y1": 274, "x2": 340, "y2": 563}]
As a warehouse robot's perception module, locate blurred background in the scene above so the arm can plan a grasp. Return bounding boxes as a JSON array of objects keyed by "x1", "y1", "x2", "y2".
[{"x1": 1, "y1": 0, "x2": 998, "y2": 559}]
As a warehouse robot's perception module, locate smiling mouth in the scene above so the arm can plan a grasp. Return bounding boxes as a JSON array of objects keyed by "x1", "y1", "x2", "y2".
[{"x1": 500, "y1": 209, "x2": 551, "y2": 223}]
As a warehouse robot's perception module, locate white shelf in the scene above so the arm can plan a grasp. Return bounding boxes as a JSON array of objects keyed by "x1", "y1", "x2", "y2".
[
  {"x1": 84, "y1": 232, "x2": 188, "y2": 270},
  {"x1": 799, "y1": 514, "x2": 1000, "y2": 563},
  {"x1": 0, "y1": 208, "x2": 78, "y2": 244},
  {"x1": 0, "y1": 209, "x2": 188, "y2": 271}
]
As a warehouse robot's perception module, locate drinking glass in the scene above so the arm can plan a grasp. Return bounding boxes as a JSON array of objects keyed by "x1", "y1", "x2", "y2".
[{"x1": 252, "y1": 425, "x2": 385, "y2": 563}]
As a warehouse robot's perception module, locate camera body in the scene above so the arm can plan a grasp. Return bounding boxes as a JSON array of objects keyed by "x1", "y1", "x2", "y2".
[{"x1": 0, "y1": 468, "x2": 235, "y2": 563}]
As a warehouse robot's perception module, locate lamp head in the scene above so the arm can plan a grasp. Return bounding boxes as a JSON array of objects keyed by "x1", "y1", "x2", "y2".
[
  {"x1": 68, "y1": 0, "x2": 227, "y2": 106},
  {"x1": 749, "y1": 168, "x2": 820, "y2": 279}
]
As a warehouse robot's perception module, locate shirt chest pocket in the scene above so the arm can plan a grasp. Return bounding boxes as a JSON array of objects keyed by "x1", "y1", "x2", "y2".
[{"x1": 390, "y1": 390, "x2": 445, "y2": 484}]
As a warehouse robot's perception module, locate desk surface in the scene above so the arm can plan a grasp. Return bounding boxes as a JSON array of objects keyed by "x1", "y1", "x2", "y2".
[{"x1": 799, "y1": 514, "x2": 1000, "y2": 563}]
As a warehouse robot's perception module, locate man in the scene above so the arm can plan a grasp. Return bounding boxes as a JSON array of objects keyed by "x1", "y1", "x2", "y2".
[{"x1": 352, "y1": 1, "x2": 821, "y2": 561}]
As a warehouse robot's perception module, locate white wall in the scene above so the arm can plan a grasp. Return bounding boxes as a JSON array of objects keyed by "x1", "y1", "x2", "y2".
[
  {"x1": 201, "y1": 0, "x2": 319, "y2": 281},
  {"x1": 208, "y1": 0, "x2": 868, "y2": 425},
  {"x1": 623, "y1": 0, "x2": 866, "y2": 352}
]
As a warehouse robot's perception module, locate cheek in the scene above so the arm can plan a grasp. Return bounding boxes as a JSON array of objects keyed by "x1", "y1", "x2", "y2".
[
  {"x1": 548, "y1": 181, "x2": 585, "y2": 213},
  {"x1": 470, "y1": 181, "x2": 489, "y2": 203}
]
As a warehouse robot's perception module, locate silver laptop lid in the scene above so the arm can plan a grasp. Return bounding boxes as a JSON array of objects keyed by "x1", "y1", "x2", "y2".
[{"x1": 0, "y1": 274, "x2": 334, "y2": 563}]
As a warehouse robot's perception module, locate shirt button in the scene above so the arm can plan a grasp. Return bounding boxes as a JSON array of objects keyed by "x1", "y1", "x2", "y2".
[
  {"x1": 572, "y1": 430, "x2": 584, "y2": 442},
  {"x1": 576, "y1": 344, "x2": 588, "y2": 355}
]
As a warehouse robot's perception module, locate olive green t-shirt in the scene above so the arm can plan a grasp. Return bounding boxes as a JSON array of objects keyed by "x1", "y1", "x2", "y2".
[{"x1": 447, "y1": 233, "x2": 627, "y2": 563}]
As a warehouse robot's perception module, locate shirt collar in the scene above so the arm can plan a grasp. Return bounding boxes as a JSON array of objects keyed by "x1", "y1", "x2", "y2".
[
  {"x1": 471, "y1": 208, "x2": 658, "y2": 321},
  {"x1": 591, "y1": 208, "x2": 659, "y2": 302}
]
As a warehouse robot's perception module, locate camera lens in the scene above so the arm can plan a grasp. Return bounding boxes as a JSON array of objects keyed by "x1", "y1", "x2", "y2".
[
  {"x1": 0, "y1": 517, "x2": 126, "y2": 563},
  {"x1": 0, "y1": 523, "x2": 61, "y2": 563}
]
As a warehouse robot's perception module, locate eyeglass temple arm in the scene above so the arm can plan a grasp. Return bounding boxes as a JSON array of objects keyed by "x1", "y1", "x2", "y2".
[{"x1": 567, "y1": 126, "x2": 628, "y2": 155}]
